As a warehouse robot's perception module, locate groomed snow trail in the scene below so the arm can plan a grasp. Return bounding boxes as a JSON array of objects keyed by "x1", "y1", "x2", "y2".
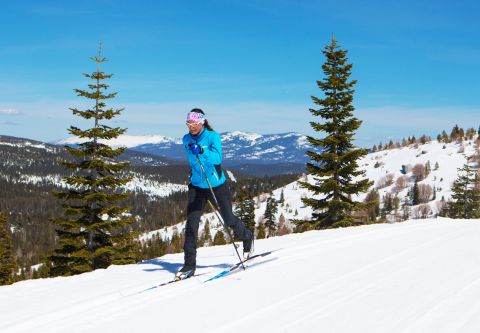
[{"x1": 1, "y1": 218, "x2": 480, "y2": 333}]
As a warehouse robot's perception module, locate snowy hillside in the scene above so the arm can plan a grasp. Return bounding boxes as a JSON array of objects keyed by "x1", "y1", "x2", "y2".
[
  {"x1": 142, "y1": 136, "x2": 479, "y2": 243},
  {"x1": 2, "y1": 218, "x2": 480, "y2": 333}
]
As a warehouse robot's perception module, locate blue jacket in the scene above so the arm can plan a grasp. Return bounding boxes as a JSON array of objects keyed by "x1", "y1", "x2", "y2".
[{"x1": 183, "y1": 128, "x2": 226, "y2": 188}]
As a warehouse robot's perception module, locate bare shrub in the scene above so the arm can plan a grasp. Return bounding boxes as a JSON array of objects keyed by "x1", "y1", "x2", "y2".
[
  {"x1": 457, "y1": 145, "x2": 465, "y2": 153},
  {"x1": 395, "y1": 175, "x2": 409, "y2": 192},
  {"x1": 412, "y1": 163, "x2": 426, "y2": 181},
  {"x1": 376, "y1": 173, "x2": 394, "y2": 189},
  {"x1": 277, "y1": 214, "x2": 292, "y2": 236},
  {"x1": 411, "y1": 204, "x2": 431, "y2": 219},
  {"x1": 418, "y1": 184, "x2": 433, "y2": 203},
  {"x1": 352, "y1": 208, "x2": 369, "y2": 224},
  {"x1": 468, "y1": 150, "x2": 480, "y2": 164},
  {"x1": 435, "y1": 201, "x2": 447, "y2": 216}
]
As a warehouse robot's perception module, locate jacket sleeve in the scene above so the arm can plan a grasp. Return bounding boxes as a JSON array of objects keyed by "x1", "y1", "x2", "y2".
[{"x1": 199, "y1": 131, "x2": 222, "y2": 165}]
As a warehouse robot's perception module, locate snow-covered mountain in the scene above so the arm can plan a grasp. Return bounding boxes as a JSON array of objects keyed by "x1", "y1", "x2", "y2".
[
  {"x1": 55, "y1": 134, "x2": 182, "y2": 149},
  {"x1": 56, "y1": 131, "x2": 311, "y2": 167},
  {"x1": 2, "y1": 218, "x2": 480, "y2": 332}
]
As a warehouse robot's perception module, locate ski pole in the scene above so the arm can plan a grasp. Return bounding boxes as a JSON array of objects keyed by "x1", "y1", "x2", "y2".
[{"x1": 195, "y1": 155, "x2": 246, "y2": 270}]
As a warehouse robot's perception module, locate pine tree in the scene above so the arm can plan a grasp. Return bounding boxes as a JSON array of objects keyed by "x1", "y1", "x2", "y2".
[
  {"x1": 264, "y1": 196, "x2": 278, "y2": 237},
  {"x1": 234, "y1": 190, "x2": 256, "y2": 234},
  {"x1": 199, "y1": 220, "x2": 212, "y2": 247},
  {"x1": 402, "y1": 198, "x2": 410, "y2": 220},
  {"x1": 279, "y1": 190, "x2": 285, "y2": 205},
  {"x1": 213, "y1": 230, "x2": 227, "y2": 246},
  {"x1": 48, "y1": 45, "x2": 137, "y2": 277},
  {"x1": 451, "y1": 124, "x2": 461, "y2": 140},
  {"x1": 382, "y1": 193, "x2": 393, "y2": 215},
  {"x1": 448, "y1": 164, "x2": 480, "y2": 218},
  {"x1": 0, "y1": 212, "x2": 17, "y2": 285},
  {"x1": 425, "y1": 161, "x2": 431, "y2": 177},
  {"x1": 441, "y1": 130, "x2": 449, "y2": 142},
  {"x1": 411, "y1": 180, "x2": 420, "y2": 205},
  {"x1": 256, "y1": 222, "x2": 266, "y2": 239},
  {"x1": 364, "y1": 189, "x2": 380, "y2": 222},
  {"x1": 295, "y1": 36, "x2": 372, "y2": 230}
]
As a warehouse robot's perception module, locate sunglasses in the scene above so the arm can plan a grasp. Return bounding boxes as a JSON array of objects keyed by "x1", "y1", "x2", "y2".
[{"x1": 186, "y1": 121, "x2": 202, "y2": 127}]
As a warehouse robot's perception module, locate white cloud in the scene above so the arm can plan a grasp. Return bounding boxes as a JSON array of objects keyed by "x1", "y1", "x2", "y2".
[{"x1": 0, "y1": 108, "x2": 22, "y2": 115}]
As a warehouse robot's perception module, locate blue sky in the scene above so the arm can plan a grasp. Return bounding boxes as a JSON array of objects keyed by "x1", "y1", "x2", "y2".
[{"x1": 0, "y1": 0, "x2": 479, "y2": 147}]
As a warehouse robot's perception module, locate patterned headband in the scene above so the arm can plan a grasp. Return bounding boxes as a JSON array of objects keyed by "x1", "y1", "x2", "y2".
[{"x1": 186, "y1": 111, "x2": 206, "y2": 124}]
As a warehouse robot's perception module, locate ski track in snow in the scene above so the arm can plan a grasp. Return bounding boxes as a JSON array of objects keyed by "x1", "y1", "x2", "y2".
[{"x1": 2, "y1": 219, "x2": 480, "y2": 333}]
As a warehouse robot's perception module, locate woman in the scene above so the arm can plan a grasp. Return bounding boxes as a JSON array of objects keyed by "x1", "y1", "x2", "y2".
[{"x1": 176, "y1": 108, "x2": 254, "y2": 280}]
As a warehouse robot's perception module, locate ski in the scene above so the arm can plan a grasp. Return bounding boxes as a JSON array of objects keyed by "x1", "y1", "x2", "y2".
[
  {"x1": 120, "y1": 272, "x2": 207, "y2": 297},
  {"x1": 121, "y1": 251, "x2": 273, "y2": 297},
  {"x1": 204, "y1": 251, "x2": 272, "y2": 283}
]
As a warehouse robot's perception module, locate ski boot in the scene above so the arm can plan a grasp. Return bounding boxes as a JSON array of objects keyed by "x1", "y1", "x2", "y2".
[
  {"x1": 175, "y1": 264, "x2": 196, "y2": 281},
  {"x1": 242, "y1": 231, "x2": 255, "y2": 261}
]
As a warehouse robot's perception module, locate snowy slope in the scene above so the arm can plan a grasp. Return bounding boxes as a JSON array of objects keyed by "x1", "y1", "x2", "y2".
[{"x1": 2, "y1": 218, "x2": 480, "y2": 333}]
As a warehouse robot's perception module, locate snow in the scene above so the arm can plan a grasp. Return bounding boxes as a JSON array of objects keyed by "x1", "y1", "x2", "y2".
[
  {"x1": 2, "y1": 218, "x2": 480, "y2": 332},
  {"x1": 0, "y1": 140, "x2": 57, "y2": 153},
  {"x1": 226, "y1": 170, "x2": 237, "y2": 182},
  {"x1": 222, "y1": 131, "x2": 263, "y2": 143},
  {"x1": 56, "y1": 134, "x2": 181, "y2": 148},
  {"x1": 123, "y1": 176, "x2": 187, "y2": 197}
]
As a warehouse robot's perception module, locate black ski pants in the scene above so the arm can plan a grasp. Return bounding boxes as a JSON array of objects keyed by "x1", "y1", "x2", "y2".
[{"x1": 184, "y1": 183, "x2": 251, "y2": 266}]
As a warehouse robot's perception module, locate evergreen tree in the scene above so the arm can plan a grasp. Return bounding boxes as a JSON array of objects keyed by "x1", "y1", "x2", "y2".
[
  {"x1": 411, "y1": 180, "x2": 420, "y2": 205},
  {"x1": 48, "y1": 45, "x2": 137, "y2": 277},
  {"x1": 264, "y1": 196, "x2": 278, "y2": 237},
  {"x1": 234, "y1": 190, "x2": 256, "y2": 234},
  {"x1": 447, "y1": 164, "x2": 480, "y2": 218},
  {"x1": 425, "y1": 161, "x2": 431, "y2": 177},
  {"x1": 382, "y1": 193, "x2": 393, "y2": 215},
  {"x1": 279, "y1": 190, "x2": 285, "y2": 205},
  {"x1": 199, "y1": 220, "x2": 212, "y2": 247},
  {"x1": 213, "y1": 230, "x2": 227, "y2": 246},
  {"x1": 296, "y1": 36, "x2": 372, "y2": 230},
  {"x1": 256, "y1": 222, "x2": 266, "y2": 239},
  {"x1": 402, "y1": 198, "x2": 410, "y2": 220},
  {"x1": 364, "y1": 189, "x2": 380, "y2": 222},
  {"x1": 0, "y1": 212, "x2": 17, "y2": 285},
  {"x1": 450, "y1": 124, "x2": 461, "y2": 140},
  {"x1": 441, "y1": 130, "x2": 449, "y2": 142},
  {"x1": 393, "y1": 196, "x2": 400, "y2": 212}
]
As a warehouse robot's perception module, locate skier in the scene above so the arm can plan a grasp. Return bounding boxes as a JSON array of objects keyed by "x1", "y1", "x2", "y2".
[{"x1": 176, "y1": 108, "x2": 254, "y2": 280}]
